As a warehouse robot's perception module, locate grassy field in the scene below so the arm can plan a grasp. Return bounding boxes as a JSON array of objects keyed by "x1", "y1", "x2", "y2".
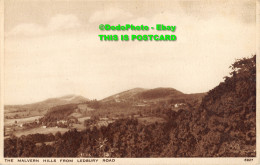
[
  {"x1": 71, "y1": 123, "x2": 86, "y2": 131},
  {"x1": 13, "y1": 127, "x2": 69, "y2": 137},
  {"x1": 78, "y1": 116, "x2": 91, "y2": 123},
  {"x1": 36, "y1": 141, "x2": 55, "y2": 146},
  {"x1": 4, "y1": 116, "x2": 42, "y2": 126}
]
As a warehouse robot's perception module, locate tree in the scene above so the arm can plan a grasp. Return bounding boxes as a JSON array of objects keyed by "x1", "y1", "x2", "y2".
[{"x1": 55, "y1": 131, "x2": 62, "y2": 140}]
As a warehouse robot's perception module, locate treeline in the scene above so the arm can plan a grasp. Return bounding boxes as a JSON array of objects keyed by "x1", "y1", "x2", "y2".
[{"x1": 4, "y1": 119, "x2": 170, "y2": 157}]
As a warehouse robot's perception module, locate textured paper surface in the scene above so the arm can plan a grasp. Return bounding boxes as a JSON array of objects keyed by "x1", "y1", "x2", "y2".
[{"x1": 0, "y1": 0, "x2": 259, "y2": 164}]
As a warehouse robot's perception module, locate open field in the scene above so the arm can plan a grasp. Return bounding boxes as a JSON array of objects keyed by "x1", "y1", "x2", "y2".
[
  {"x1": 5, "y1": 110, "x2": 44, "y2": 119},
  {"x1": 36, "y1": 141, "x2": 55, "y2": 146},
  {"x1": 4, "y1": 116, "x2": 42, "y2": 126},
  {"x1": 13, "y1": 127, "x2": 69, "y2": 137},
  {"x1": 71, "y1": 123, "x2": 86, "y2": 131},
  {"x1": 78, "y1": 116, "x2": 91, "y2": 123}
]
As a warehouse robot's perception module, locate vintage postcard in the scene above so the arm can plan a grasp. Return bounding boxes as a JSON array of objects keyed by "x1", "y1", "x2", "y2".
[{"x1": 0, "y1": 0, "x2": 259, "y2": 164}]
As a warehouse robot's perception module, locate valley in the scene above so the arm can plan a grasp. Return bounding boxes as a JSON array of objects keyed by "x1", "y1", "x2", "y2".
[{"x1": 4, "y1": 88, "x2": 204, "y2": 138}]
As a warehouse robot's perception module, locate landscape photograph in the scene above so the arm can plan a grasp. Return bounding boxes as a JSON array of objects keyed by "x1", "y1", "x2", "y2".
[{"x1": 2, "y1": 0, "x2": 257, "y2": 159}]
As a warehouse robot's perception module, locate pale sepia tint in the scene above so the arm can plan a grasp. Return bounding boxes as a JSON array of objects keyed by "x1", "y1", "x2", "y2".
[{"x1": 2, "y1": 0, "x2": 258, "y2": 161}]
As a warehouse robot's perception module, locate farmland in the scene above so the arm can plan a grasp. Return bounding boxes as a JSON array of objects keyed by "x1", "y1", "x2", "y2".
[
  {"x1": 13, "y1": 127, "x2": 69, "y2": 137},
  {"x1": 4, "y1": 116, "x2": 42, "y2": 126}
]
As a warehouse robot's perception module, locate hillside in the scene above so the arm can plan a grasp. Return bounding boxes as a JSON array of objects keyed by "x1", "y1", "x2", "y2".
[
  {"x1": 101, "y1": 88, "x2": 147, "y2": 103},
  {"x1": 4, "y1": 95, "x2": 89, "y2": 119},
  {"x1": 197, "y1": 55, "x2": 256, "y2": 156},
  {"x1": 102, "y1": 87, "x2": 205, "y2": 104},
  {"x1": 136, "y1": 88, "x2": 184, "y2": 100},
  {"x1": 5, "y1": 87, "x2": 205, "y2": 122},
  {"x1": 162, "y1": 55, "x2": 256, "y2": 157}
]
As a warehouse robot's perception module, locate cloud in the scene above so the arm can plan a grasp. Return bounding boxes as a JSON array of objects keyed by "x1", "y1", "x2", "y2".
[
  {"x1": 8, "y1": 14, "x2": 81, "y2": 36},
  {"x1": 88, "y1": 8, "x2": 133, "y2": 23},
  {"x1": 9, "y1": 23, "x2": 44, "y2": 36},
  {"x1": 48, "y1": 14, "x2": 80, "y2": 31}
]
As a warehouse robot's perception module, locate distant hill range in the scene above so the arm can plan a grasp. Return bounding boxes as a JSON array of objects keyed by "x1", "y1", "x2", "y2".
[
  {"x1": 5, "y1": 95, "x2": 89, "y2": 108},
  {"x1": 102, "y1": 87, "x2": 205, "y2": 104},
  {"x1": 4, "y1": 95, "x2": 89, "y2": 117},
  {"x1": 5, "y1": 88, "x2": 206, "y2": 119}
]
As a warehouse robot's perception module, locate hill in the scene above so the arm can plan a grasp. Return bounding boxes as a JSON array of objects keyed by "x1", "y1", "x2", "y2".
[
  {"x1": 136, "y1": 88, "x2": 184, "y2": 100},
  {"x1": 162, "y1": 55, "x2": 256, "y2": 157},
  {"x1": 102, "y1": 87, "x2": 205, "y2": 104},
  {"x1": 101, "y1": 88, "x2": 147, "y2": 103},
  {"x1": 197, "y1": 55, "x2": 256, "y2": 156},
  {"x1": 4, "y1": 95, "x2": 89, "y2": 119}
]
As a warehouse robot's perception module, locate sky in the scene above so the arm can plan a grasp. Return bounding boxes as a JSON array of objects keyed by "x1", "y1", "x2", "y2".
[{"x1": 4, "y1": 0, "x2": 256, "y2": 104}]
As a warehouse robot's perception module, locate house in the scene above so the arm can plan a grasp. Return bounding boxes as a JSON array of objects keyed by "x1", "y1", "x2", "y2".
[
  {"x1": 115, "y1": 99, "x2": 121, "y2": 103},
  {"x1": 42, "y1": 126, "x2": 47, "y2": 128},
  {"x1": 98, "y1": 121, "x2": 109, "y2": 127},
  {"x1": 19, "y1": 124, "x2": 23, "y2": 127},
  {"x1": 97, "y1": 120, "x2": 114, "y2": 127},
  {"x1": 174, "y1": 103, "x2": 185, "y2": 108}
]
